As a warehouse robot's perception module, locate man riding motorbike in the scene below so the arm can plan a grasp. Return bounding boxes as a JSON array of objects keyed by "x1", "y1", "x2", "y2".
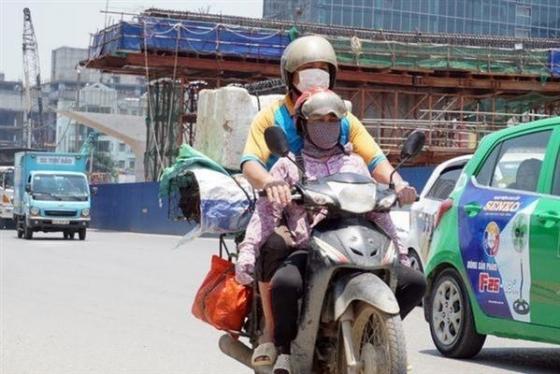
[
  {"x1": 237, "y1": 88, "x2": 426, "y2": 373},
  {"x1": 241, "y1": 35, "x2": 416, "y2": 207}
]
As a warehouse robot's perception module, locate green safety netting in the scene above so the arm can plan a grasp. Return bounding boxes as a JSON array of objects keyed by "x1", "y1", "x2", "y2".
[
  {"x1": 328, "y1": 37, "x2": 551, "y2": 76},
  {"x1": 470, "y1": 92, "x2": 560, "y2": 114}
]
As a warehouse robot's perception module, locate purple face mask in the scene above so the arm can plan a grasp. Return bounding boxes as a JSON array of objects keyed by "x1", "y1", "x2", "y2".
[{"x1": 303, "y1": 121, "x2": 342, "y2": 158}]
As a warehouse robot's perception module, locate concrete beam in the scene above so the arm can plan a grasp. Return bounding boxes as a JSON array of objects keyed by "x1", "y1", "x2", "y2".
[{"x1": 58, "y1": 111, "x2": 146, "y2": 182}]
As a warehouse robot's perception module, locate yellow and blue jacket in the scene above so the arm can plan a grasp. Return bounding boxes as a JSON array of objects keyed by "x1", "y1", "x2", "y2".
[{"x1": 241, "y1": 95, "x2": 387, "y2": 173}]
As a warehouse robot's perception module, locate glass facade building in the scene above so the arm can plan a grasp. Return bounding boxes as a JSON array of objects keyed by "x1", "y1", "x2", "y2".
[{"x1": 263, "y1": 0, "x2": 560, "y2": 39}]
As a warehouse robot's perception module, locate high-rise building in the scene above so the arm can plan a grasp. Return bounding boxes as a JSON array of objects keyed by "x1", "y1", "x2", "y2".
[
  {"x1": 263, "y1": 0, "x2": 560, "y2": 39},
  {"x1": 0, "y1": 77, "x2": 24, "y2": 147}
]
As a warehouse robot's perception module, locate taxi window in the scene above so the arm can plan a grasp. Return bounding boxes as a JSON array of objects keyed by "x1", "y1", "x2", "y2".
[
  {"x1": 476, "y1": 130, "x2": 551, "y2": 193},
  {"x1": 426, "y1": 166, "x2": 463, "y2": 200},
  {"x1": 552, "y1": 151, "x2": 560, "y2": 196}
]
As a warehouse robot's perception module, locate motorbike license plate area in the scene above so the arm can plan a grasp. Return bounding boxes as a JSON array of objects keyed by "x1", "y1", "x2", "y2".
[{"x1": 53, "y1": 219, "x2": 70, "y2": 225}]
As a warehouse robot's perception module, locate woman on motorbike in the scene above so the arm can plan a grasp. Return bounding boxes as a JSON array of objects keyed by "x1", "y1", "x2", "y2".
[{"x1": 236, "y1": 88, "x2": 426, "y2": 374}]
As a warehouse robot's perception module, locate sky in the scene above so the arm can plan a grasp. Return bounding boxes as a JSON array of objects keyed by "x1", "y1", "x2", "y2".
[{"x1": 0, "y1": 0, "x2": 264, "y2": 82}]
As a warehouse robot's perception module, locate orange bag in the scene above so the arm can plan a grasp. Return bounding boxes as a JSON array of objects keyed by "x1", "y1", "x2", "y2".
[{"x1": 192, "y1": 255, "x2": 252, "y2": 332}]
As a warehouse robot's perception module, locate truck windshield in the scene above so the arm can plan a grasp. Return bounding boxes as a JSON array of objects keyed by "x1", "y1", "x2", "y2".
[
  {"x1": 1, "y1": 170, "x2": 14, "y2": 189},
  {"x1": 32, "y1": 174, "x2": 89, "y2": 201}
]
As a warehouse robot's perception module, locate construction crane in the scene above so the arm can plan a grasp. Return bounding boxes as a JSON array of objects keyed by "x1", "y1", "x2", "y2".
[
  {"x1": 79, "y1": 131, "x2": 100, "y2": 156},
  {"x1": 22, "y1": 7, "x2": 44, "y2": 149},
  {"x1": 79, "y1": 131, "x2": 100, "y2": 175}
]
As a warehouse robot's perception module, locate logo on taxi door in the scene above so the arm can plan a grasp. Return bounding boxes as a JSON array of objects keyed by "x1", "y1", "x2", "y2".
[{"x1": 483, "y1": 221, "x2": 500, "y2": 257}]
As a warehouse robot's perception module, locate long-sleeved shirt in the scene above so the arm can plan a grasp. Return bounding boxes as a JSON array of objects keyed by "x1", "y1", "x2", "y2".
[
  {"x1": 240, "y1": 95, "x2": 387, "y2": 172},
  {"x1": 238, "y1": 151, "x2": 405, "y2": 259}
]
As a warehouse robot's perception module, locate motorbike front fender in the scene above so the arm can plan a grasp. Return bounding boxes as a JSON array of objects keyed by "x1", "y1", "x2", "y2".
[{"x1": 334, "y1": 272, "x2": 400, "y2": 320}]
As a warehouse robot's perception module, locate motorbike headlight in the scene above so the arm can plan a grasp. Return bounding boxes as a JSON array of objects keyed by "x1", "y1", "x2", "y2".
[
  {"x1": 30, "y1": 206, "x2": 40, "y2": 216},
  {"x1": 81, "y1": 208, "x2": 90, "y2": 217},
  {"x1": 327, "y1": 182, "x2": 376, "y2": 213}
]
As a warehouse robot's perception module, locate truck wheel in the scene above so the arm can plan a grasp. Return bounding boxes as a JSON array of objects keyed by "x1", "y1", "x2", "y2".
[
  {"x1": 63, "y1": 231, "x2": 70, "y2": 239},
  {"x1": 15, "y1": 217, "x2": 23, "y2": 238},
  {"x1": 78, "y1": 228, "x2": 86, "y2": 240},
  {"x1": 23, "y1": 220, "x2": 33, "y2": 240},
  {"x1": 428, "y1": 268, "x2": 486, "y2": 358}
]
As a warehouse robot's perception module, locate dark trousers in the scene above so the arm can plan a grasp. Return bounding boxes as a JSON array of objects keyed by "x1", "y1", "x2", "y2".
[
  {"x1": 270, "y1": 250, "x2": 308, "y2": 355},
  {"x1": 394, "y1": 264, "x2": 427, "y2": 319}
]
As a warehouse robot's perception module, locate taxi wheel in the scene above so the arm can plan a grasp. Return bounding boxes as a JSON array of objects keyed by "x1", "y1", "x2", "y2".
[
  {"x1": 78, "y1": 228, "x2": 86, "y2": 241},
  {"x1": 428, "y1": 268, "x2": 486, "y2": 358}
]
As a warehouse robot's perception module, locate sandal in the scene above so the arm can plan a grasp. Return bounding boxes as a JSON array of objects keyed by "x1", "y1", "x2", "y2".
[
  {"x1": 273, "y1": 354, "x2": 291, "y2": 374},
  {"x1": 251, "y1": 342, "x2": 277, "y2": 367}
]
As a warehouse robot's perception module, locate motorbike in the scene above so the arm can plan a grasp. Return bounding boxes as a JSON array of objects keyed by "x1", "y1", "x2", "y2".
[{"x1": 219, "y1": 128, "x2": 425, "y2": 374}]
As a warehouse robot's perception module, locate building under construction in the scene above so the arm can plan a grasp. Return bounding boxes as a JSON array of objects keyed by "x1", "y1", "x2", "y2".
[{"x1": 83, "y1": 8, "x2": 560, "y2": 179}]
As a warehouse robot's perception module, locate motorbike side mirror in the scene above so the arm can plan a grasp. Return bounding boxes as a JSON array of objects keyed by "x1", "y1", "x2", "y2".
[
  {"x1": 389, "y1": 130, "x2": 426, "y2": 188},
  {"x1": 25, "y1": 184, "x2": 32, "y2": 193},
  {"x1": 400, "y1": 130, "x2": 425, "y2": 161},
  {"x1": 264, "y1": 126, "x2": 307, "y2": 181},
  {"x1": 264, "y1": 127, "x2": 290, "y2": 158}
]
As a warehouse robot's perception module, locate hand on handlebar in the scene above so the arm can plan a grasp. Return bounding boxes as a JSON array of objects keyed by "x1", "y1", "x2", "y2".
[
  {"x1": 263, "y1": 180, "x2": 292, "y2": 207},
  {"x1": 395, "y1": 182, "x2": 417, "y2": 206}
]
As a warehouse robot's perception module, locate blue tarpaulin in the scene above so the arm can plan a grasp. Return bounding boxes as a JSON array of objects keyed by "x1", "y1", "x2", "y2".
[
  {"x1": 88, "y1": 17, "x2": 290, "y2": 61},
  {"x1": 89, "y1": 22, "x2": 143, "y2": 58},
  {"x1": 550, "y1": 49, "x2": 560, "y2": 77}
]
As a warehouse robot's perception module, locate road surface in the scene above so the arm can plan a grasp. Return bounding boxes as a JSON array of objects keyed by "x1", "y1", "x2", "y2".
[{"x1": 1, "y1": 229, "x2": 558, "y2": 373}]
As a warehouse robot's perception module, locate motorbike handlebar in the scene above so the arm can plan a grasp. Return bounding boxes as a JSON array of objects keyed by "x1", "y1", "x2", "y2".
[{"x1": 257, "y1": 187, "x2": 301, "y2": 200}]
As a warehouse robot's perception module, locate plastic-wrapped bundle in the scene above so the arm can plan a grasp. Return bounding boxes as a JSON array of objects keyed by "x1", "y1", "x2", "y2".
[{"x1": 159, "y1": 144, "x2": 255, "y2": 243}]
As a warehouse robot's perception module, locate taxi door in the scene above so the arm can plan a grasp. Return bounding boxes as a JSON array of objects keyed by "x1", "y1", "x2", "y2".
[
  {"x1": 458, "y1": 129, "x2": 552, "y2": 323},
  {"x1": 529, "y1": 126, "x2": 560, "y2": 328}
]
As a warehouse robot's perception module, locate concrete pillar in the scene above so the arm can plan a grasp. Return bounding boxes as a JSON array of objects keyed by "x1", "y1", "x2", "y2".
[{"x1": 58, "y1": 111, "x2": 146, "y2": 182}]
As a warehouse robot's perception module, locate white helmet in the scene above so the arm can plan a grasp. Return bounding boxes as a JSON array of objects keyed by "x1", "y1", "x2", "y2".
[{"x1": 280, "y1": 35, "x2": 338, "y2": 89}]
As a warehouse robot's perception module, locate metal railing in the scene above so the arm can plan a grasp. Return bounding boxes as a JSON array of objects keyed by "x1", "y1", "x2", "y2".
[{"x1": 362, "y1": 119, "x2": 505, "y2": 152}]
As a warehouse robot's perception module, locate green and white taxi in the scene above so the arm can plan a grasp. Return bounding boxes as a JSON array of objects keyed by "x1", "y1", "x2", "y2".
[{"x1": 424, "y1": 117, "x2": 560, "y2": 358}]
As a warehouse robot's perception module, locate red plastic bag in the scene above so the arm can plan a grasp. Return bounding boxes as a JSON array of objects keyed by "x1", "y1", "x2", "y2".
[{"x1": 192, "y1": 255, "x2": 252, "y2": 332}]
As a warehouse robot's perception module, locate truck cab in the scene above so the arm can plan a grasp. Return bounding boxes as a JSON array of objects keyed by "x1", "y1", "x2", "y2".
[
  {"x1": 14, "y1": 152, "x2": 91, "y2": 240},
  {"x1": 0, "y1": 166, "x2": 14, "y2": 227}
]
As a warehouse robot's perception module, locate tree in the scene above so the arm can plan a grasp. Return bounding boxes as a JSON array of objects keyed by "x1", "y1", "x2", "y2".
[{"x1": 91, "y1": 152, "x2": 117, "y2": 180}]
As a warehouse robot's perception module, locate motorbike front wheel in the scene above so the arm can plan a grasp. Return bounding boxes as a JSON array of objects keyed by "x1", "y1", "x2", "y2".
[{"x1": 338, "y1": 302, "x2": 407, "y2": 374}]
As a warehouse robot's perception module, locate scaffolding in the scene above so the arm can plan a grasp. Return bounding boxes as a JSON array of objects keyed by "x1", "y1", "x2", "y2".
[
  {"x1": 84, "y1": 8, "x2": 560, "y2": 171},
  {"x1": 144, "y1": 79, "x2": 182, "y2": 181}
]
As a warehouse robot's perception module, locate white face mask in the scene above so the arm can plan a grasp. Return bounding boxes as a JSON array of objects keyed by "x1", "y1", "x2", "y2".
[{"x1": 295, "y1": 68, "x2": 330, "y2": 92}]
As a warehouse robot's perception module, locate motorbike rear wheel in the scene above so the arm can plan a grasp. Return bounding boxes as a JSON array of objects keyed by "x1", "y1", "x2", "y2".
[{"x1": 338, "y1": 302, "x2": 407, "y2": 374}]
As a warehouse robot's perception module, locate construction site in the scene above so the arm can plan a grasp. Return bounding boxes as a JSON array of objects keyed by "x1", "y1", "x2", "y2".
[{"x1": 77, "y1": 8, "x2": 560, "y2": 181}]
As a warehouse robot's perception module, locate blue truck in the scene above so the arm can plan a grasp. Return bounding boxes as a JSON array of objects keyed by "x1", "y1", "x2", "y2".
[{"x1": 13, "y1": 152, "x2": 91, "y2": 240}]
